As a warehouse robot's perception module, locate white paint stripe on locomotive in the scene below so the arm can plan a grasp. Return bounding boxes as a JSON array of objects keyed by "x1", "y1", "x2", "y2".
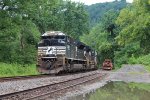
[
  {"x1": 38, "y1": 46, "x2": 66, "y2": 49},
  {"x1": 67, "y1": 58, "x2": 87, "y2": 61},
  {"x1": 42, "y1": 57, "x2": 57, "y2": 58}
]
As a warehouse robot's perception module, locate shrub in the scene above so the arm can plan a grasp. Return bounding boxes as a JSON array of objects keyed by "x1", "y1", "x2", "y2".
[
  {"x1": 128, "y1": 54, "x2": 150, "y2": 72},
  {"x1": 0, "y1": 62, "x2": 39, "y2": 77}
]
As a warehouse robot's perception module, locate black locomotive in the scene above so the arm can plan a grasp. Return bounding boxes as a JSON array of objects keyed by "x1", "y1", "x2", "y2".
[{"x1": 36, "y1": 31, "x2": 97, "y2": 74}]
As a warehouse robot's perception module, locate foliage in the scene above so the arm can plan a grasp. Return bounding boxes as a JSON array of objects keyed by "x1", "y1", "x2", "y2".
[
  {"x1": 0, "y1": 0, "x2": 89, "y2": 64},
  {"x1": 128, "y1": 54, "x2": 150, "y2": 72},
  {"x1": 61, "y1": 1, "x2": 89, "y2": 39},
  {"x1": 0, "y1": 62, "x2": 38, "y2": 77},
  {"x1": 0, "y1": 0, "x2": 41, "y2": 64},
  {"x1": 114, "y1": 42, "x2": 142, "y2": 67},
  {"x1": 81, "y1": 0, "x2": 150, "y2": 69},
  {"x1": 116, "y1": 0, "x2": 150, "y2": 54},
  {"x1": 85, "y1": 0, "x2": 128, "y2": 28},
  {"x1": 113, "y1": 0, "x2": 150, "y2": 68}
]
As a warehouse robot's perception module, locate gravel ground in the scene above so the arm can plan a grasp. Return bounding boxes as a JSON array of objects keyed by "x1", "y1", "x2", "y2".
[
  {"x1": 0, "y1": 70, "x2": 99, "y2": 95},
  {"x1": 108, "y1": 64, "x2": 150, "y2": 83},
  {"x1": 60, "y1": 64, "x2": 150, "y2": 100}
]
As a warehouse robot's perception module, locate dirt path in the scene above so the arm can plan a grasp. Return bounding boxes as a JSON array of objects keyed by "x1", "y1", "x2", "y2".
[{"x1": 108, "y1": 64, "x2": 150, "y2": 83}]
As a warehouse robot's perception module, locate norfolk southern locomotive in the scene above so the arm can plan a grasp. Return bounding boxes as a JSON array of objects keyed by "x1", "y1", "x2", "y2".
[{"x1": 36, "y1": 31, "x2": 97, "y2": 74}]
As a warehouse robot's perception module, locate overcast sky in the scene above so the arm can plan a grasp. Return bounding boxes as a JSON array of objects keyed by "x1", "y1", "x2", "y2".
[{"x1": 71, "y1": 0, "x2": 133, "y2": 5}]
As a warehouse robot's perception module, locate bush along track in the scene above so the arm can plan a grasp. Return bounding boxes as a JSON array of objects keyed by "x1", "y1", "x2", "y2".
[{"x1": 0, "y1": 63, "x2": 38, "y2": 77}]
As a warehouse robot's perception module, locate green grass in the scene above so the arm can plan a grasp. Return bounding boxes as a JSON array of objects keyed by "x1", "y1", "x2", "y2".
[
  {"x1": 129, "y1": 82, "x2": 150, "y2": 92},
  {"x1": 128, "y1": 54, "x2": 150, "y2": 72},
  {"x1": 0, "y1": 62, "x2": 39, "y2": 77}
]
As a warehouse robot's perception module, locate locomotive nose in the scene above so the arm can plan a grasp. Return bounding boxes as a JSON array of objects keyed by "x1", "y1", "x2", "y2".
[{"x1": 42, "y1": 60, "x2": 52, "y2": 70}]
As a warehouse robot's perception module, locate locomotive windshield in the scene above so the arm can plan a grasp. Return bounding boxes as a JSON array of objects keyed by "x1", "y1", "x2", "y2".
[
  {"x1": 41, "y1": 35, "x2": 65, "y2": 40},
  {"x1": 38, "y1": 35, "x2": 66, "y2": 46}
]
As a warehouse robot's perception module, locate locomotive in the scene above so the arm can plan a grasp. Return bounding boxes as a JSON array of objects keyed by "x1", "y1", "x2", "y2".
[{"x1": 36, "y1": 31, "x2": 97, "y2": 74}]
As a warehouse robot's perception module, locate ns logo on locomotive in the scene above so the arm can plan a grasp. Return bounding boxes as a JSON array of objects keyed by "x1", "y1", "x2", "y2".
[{"x1": 36, "y1": 31, "x2": 97, "y2": 74}]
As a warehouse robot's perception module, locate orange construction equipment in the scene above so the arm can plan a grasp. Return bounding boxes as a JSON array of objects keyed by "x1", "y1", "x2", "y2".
[{"x1": 102, "y1": 59, "x2": 113, "y2": 70}]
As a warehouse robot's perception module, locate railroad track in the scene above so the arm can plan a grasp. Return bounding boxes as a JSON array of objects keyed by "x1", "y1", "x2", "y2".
[
  {"x1": 0, "y1": 70, "x2": 97, "y2": 83},
  {"x1": 0, "y1": 74, "x2": 53, "y2": 83},
  {"x1": 0, "y1": 72, "x2": 106, "y2": 100}
]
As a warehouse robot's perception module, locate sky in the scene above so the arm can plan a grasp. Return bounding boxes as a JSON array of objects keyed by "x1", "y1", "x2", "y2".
[{"x1": 71, "y1": 0, "x2": 133, "y2": 5}]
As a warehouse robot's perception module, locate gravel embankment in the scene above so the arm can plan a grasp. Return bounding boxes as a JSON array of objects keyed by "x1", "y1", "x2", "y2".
[
  {"x1": 0, "y1": 70, "x2": 99, "y2": 96},
  {"x1": 108, "y1": 64, "x2": 150, "y2": 83}
]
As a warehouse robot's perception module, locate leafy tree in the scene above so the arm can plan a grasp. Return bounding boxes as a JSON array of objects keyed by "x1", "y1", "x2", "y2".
[
  {"x1": 114, "y1": 0, "x2": 150, "y2": 67},
  {"x1": 61, "y1": 1, "x2": 89, "y2": 39},
  {"x1": 29, "y1": 0, "x2": 63, "y2": 33},
  {"x1": 116, "y1": 0, "x2": 150, "y2": 54},
  {"x1": 0, "y1": 0, "x2": 42, "y2": 64}
]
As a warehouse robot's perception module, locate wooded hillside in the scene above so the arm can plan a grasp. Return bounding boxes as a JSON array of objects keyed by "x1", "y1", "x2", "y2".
[
  {"x1": 85, "y1": 0, "x2": 128, "y2": 28},
  {"x1": 81, "y1": 0, "x2": 150, "y2": 68}
]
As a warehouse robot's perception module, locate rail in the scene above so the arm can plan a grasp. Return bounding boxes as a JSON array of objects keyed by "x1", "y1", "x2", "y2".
[
  {"x1": 0, "y1": 74, "x2": 52, "y2": 83},
  {"x1": 0, "y1": 72, "x2": 106, "y2": 100}
]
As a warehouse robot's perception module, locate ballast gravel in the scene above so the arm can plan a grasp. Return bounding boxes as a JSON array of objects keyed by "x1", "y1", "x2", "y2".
[{"x1": 0, "y1": 70, "x2": 100, "y2": 96}]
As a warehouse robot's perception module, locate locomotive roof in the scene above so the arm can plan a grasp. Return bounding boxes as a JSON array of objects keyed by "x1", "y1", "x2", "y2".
[
  {"x1": 42, "y1": 31, "x2": 65, "y2": 36},
  {"x1": 75, "y1": 41, "x2": 93, "y2": 51},
  {"x1": 76, "y1": 41, "x2": 85, "y2": 46},
  {"x1": 41, "y1": 31, "x2": 95, "y2": 52}
]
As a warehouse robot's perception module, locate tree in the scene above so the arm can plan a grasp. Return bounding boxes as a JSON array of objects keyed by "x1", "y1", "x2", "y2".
[
  {"x1": 116, "y1": 0, "x2": 150, "y2": 54},
  {"x1": 85, "y1": 0, "x2": 128, "y2": 28},
  {"x1": 61, "y1": 1, "x2": 89, "y2": 39},
  {"x1": 0, "y1": 0, "x2": 40, "y2": 63}
]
